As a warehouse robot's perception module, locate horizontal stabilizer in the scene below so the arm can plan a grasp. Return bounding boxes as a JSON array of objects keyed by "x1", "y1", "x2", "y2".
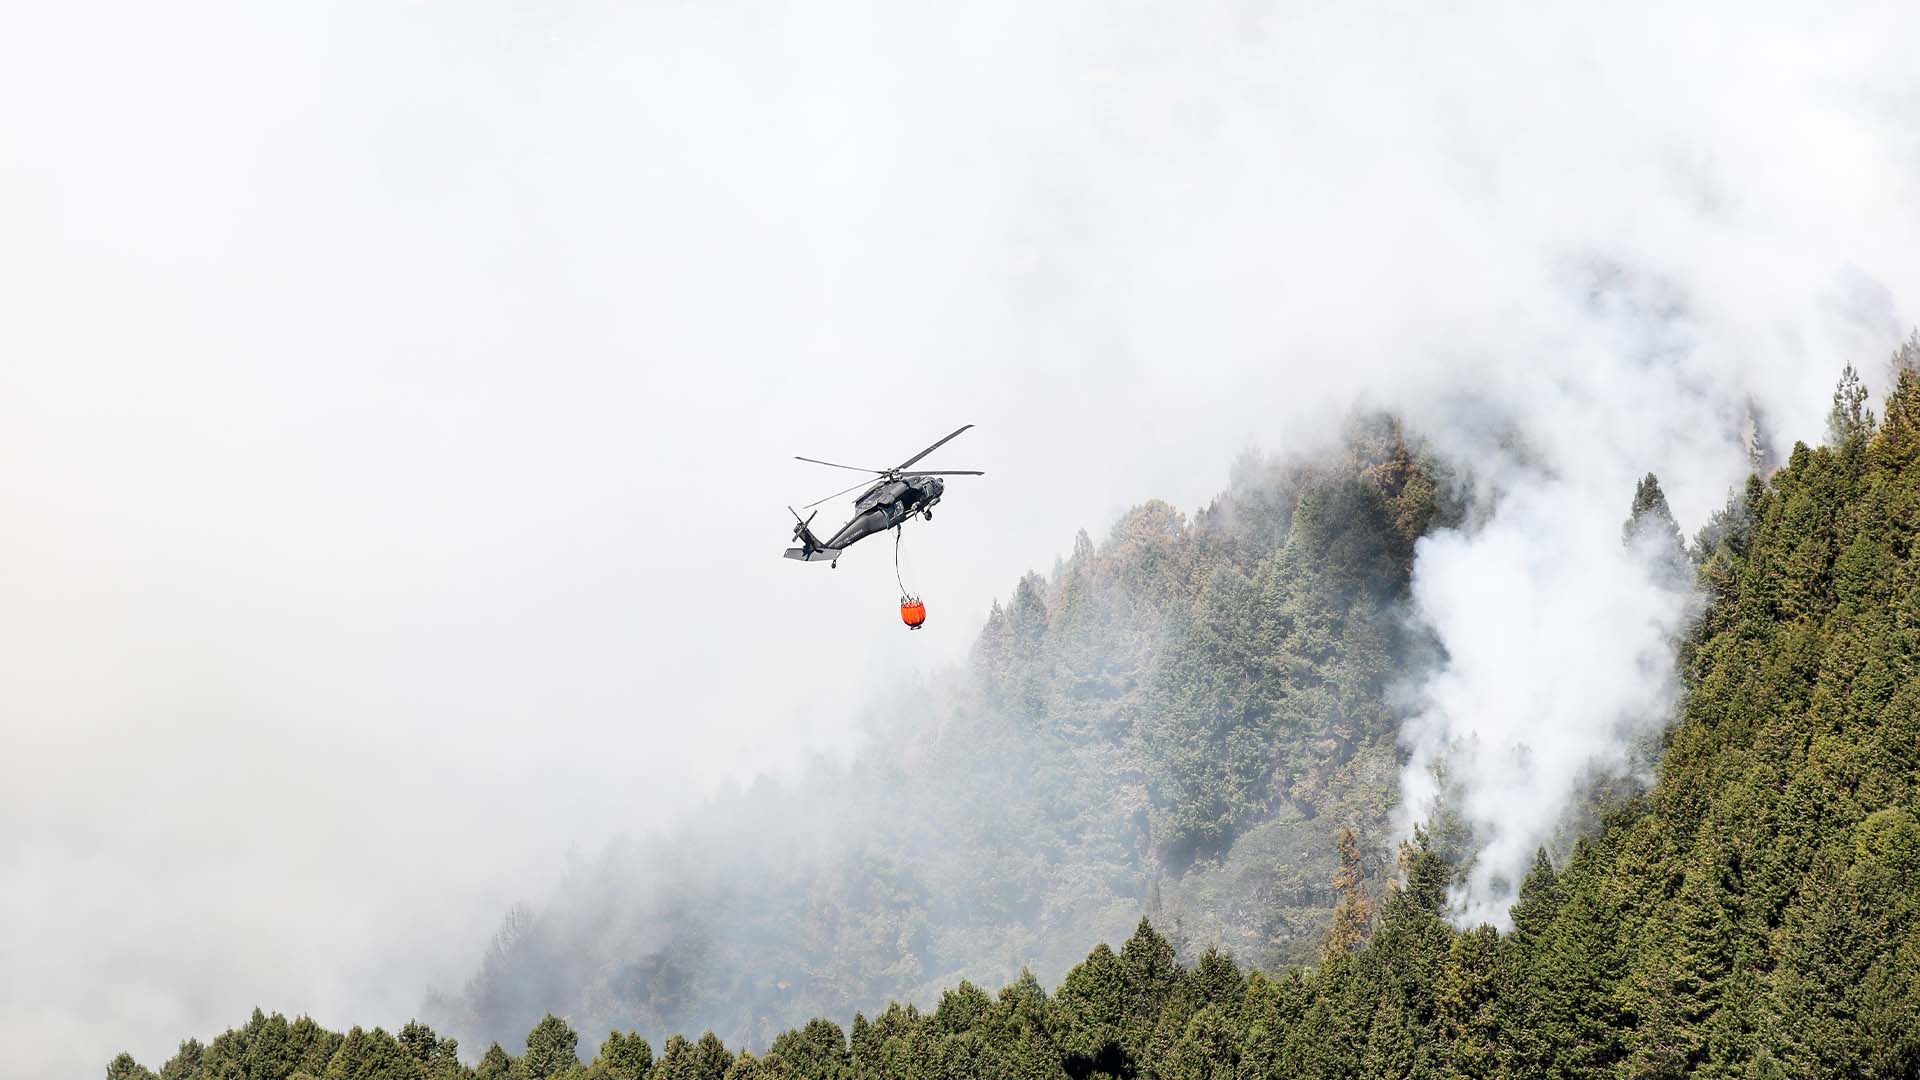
[{"x1": 784, "y1": 546, "x2": 839, "y2": 563}]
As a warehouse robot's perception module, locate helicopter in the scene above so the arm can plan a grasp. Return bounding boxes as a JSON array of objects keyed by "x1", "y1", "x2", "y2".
[{"x1": 785, "y1": 424, "x2": 984, "y2": 568}]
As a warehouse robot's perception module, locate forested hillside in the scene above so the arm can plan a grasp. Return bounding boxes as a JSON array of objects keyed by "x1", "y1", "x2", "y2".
[
  {"x1": 113, "y1": 355, "x2": 1920, "y2": 1079},
  {"x1": 415, "y1": 415, "x2": 1453, "y2": 1055}
]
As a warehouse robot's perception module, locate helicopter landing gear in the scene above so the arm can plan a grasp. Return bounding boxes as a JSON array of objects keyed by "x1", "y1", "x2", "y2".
[
  {"x1": 831, "y1": 559, "x2": 839, "y2": 569},
  {"x1": 924, "y1": 509, "x2": 934, "y2": 521}
]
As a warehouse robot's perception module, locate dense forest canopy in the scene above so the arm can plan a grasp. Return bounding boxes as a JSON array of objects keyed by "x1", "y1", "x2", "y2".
[{"x1": 115, "y1": 346, "x2": 1920, "y2": 1079}]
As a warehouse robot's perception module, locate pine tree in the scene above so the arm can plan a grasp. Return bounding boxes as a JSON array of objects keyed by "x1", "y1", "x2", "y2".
[
  {"x1": 932, "y1": 982, "x2": 993, "y2": 1036},
  {"x1": 766, "y1": 1019, "x2": 848, "y2": 1078},
  {"x1": 587, "y1": 1032, "x2": 653, "y2": 1080},
  {"x1": 399, "y1": 1020, "x2": 462, "y2": 1078},
  {"x1": 720, "y1": 1052, "x2": 781, "y2": 1080},
  {"x1": 1433, "y1": 925, "x2": 1503, "y2": 1079},
  {"x1": 523, "y1": 1015, "x2": 580, "y2": 1080},
  {"x1": 1358, "y1": 991, "x2": 1423, "y2": 1080},
  {"x1": 1695, "y1": 954, "x2": 1771, "y2": 1079},
  {"x1": 1877, "y1": 366, "x2": 1920, "y2": 471},
  {"x1": 1619, "y1": 867, "x2": 1735, "y2": 1076},
  {"x1": 477, "y1": 1042, "x2": 525, "y2": 1080},
  {"x1": 1855, "y1": 936, "x2": 1920, "y2": 1079},
  {"x1": 1773, "y1": 809, "x2": 1920, "y2": 1078},
  {"x1": 1743, "y1": 396, "x2": 1777, "y2": 473},
  {"x1": 1529, "y1": 866, "x2": 1630, "y2": 1078},
  {"x1": 1827, "y1": 362, "x2": 1875, "y2": 445},
  {"x1": 990, "y1": 970, "x2": 1060, "y2": 1080},
  {"x1": 692, "y1": 1034, "x2": 736, "y2": 1080},
  {"x1": 107, "y1": 1053, "x2": 158, "y2": 1080},
  {"x1": 1623, "y1": 472, "x2": 1688, "y2": 582},
  {"x1": 324, "y1": 1026, "x2": 423, "y2": 1080},
  {"x1": 1053, "y1": 943, "x2": 1131, "y2": 1077},
  {"x1": 1507, "y1": 848, "x2": 1560, "y2": 947},
  {"x1": 1324, "y1": 825, "x2": 1375, "y2": 959},
  {"x1": 158, "y1": 1039, "x2": 204, "y2": 1080},
  {"x1": 1157, "y1": 1003, "x2": 1241, "y2": 1080},
  {"x1": 1186, "y1": 948, "x2": 1245, "y2": 1012},
  {"x1": 1233, "y1": 971, "x2": 1304, "y2": 1080},
  {"x1": 846, "y1": 1014, "x2": 879, "y2": 1079},
  {"x1": 1119, "y1": 919, "x2": 1182, "y2": 1061}
]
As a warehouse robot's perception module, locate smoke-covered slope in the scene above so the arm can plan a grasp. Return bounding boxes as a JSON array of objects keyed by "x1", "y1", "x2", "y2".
[
  {"x1": 118, "y1": 359, "x2": 1920, "y2": 1080},
  {"x1": 418, "y1": 416, "x2": 1453, "y2": 1054}
]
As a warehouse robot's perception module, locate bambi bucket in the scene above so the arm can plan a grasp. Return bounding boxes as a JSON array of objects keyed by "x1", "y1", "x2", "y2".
[{"x1": 900, "y1": 596, "x2": 927, "y2": 629}]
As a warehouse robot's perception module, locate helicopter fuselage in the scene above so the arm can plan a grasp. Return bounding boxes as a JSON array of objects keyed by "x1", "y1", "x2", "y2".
[{"x1": 822, "y1": 475, "x2": 944, "y2": 550}]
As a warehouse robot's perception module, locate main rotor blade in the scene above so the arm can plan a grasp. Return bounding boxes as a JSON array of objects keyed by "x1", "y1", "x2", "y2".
[
  {"x1": 900, "y1": 470, "x2": 984, "y2": 476},
  {"x1": 801, "y1": 477, "x2": 875, "y2": 510},
  {"x1": 795, "y1": 455, "x2": 884, "y2": 473},
  {"x1": 895, "y1": 424, "x2": 974, "y2": 471}
]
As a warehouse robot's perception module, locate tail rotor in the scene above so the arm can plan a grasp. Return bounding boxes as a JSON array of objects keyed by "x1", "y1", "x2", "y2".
[
  {"x1": 789, "y1": 506, "x2": 818, "y2": 542},
  {"x1": 785, "y1": 506, "x2": 832, "y2": 563}
]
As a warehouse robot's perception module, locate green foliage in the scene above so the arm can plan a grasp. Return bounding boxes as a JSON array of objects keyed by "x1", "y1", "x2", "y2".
[
  {"x1": 475, "y1": 1043, "x2": 522, "y2": 1080},
  {"x1": 585, "y1": 1032, "x2": 652, "y2": 1080},
  {"x1": 1827, "y1": 362, "x2": 1874, "y2": 444},
  {"x1": 764, "y1": 1019, "x2": 847, "y2": 1079},
  {"x1": 650, "y1": 1033, "x2": 733, "y2": 1080},
  {"x1": 325, "y1": 1027, "x2": 423, "y2": 1080},
  {"x1": 521, "y1": 1016, "x2": 579, "y2": 1080},
  {"x1": 400, "y1": 1020, "x2": 463, "y2": 1079},
  {"x1": 159, "y1": 1040, "x2": 206, "y2": 1080},
  {"x1": 109, "y1": 1053, "x2": 159, "y2": 1080}
]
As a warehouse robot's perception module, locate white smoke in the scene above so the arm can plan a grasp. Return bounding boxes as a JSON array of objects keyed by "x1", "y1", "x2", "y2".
[
  {"x1": 1370, "y1": 267, "x2": 1883, "y2": 924},
  {"x1": 1397, "y1": 476, "x2": 1696, "y2": 927}
]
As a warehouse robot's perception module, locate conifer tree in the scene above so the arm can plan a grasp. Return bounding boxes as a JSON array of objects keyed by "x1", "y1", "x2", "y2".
[
  {"x1": 1358, "y1": 991, "x2": 1423, "y2": 1080},
  {"x1": 1623, "y1": 472, "x2": 1689, "y2": 585},
  {"x1": 107, "y1": 1053, "x2": 158, "y2": 1080},
  {"x1": 522, "y1": 1016, "x2": 580, "y2": 1080},
  {"x1": 1507, "y1": 848, "x2": 1560, "y2": 947},
  {"x1": 587, "y1": 1032, "x2": 653, "y2": 1080},
  {"x1": 324, "y1": 1026, "x2": 423, "y2": 1080},
  {"x1": 719, "y1": 1052, "x2": 781, "y2": 1080},
  {"x1": 691, "y1": 1034, "x2": 735, "y2": 1080},
  {"x1": 1433, "y1": 925, "x2": 1503, "y2": 1079},
  {"x1": 1877, "y1": 366, "x2": 1920, "y2": 469},
  {"x1": 1119, "y1": 919, "x2": 1182, "y2": 1061},
  {"x1": 764, "y1": 1019, "x2": 847, "y2": 1079},
  {"x1": 398, "y1": 1020, "x2": 462, "y2": 1078},
  {"x1": 158, "y1": 1039, "x2": 204, "y2": 1080},
  {"x1": 1828, "y1": 362, "x2": 1875, "y2": 444},
  {"x1": 1158, "y1": 1002, "x2": 1241, "y2": 1080},
  {"x1": 477, "y1": 1042, "x2": 525, "y2": 1080},
  {"x1": 1324, "y1": 825, "x2": 1375, "y2": 959},
  {"x1": 1053, "y1": 942, "x2": 1131, "y2": 1077},
  {"x1": 1529, "y1": 866, "x2": 1630, "y2": 1077}
]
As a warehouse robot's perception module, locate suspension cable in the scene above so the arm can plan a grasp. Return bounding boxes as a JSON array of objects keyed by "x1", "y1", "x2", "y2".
[{"x1": 894, "y1": 526, "x2": 907, "y2": 595}]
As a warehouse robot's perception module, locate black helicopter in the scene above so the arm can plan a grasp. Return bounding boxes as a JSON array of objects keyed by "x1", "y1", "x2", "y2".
[{"x1": 785, "y1": 424, "x2": 983, "y2": 567}]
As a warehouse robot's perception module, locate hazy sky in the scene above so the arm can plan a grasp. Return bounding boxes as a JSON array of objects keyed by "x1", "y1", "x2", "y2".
[{"x1": 4, "y1": 2, "x2": 1917, "y2": 1076}]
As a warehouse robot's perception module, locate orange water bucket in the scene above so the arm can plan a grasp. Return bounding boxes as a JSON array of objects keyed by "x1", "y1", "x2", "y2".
[{"x1": 900, "y1": 596, "x2": 927, "y2": 629}]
